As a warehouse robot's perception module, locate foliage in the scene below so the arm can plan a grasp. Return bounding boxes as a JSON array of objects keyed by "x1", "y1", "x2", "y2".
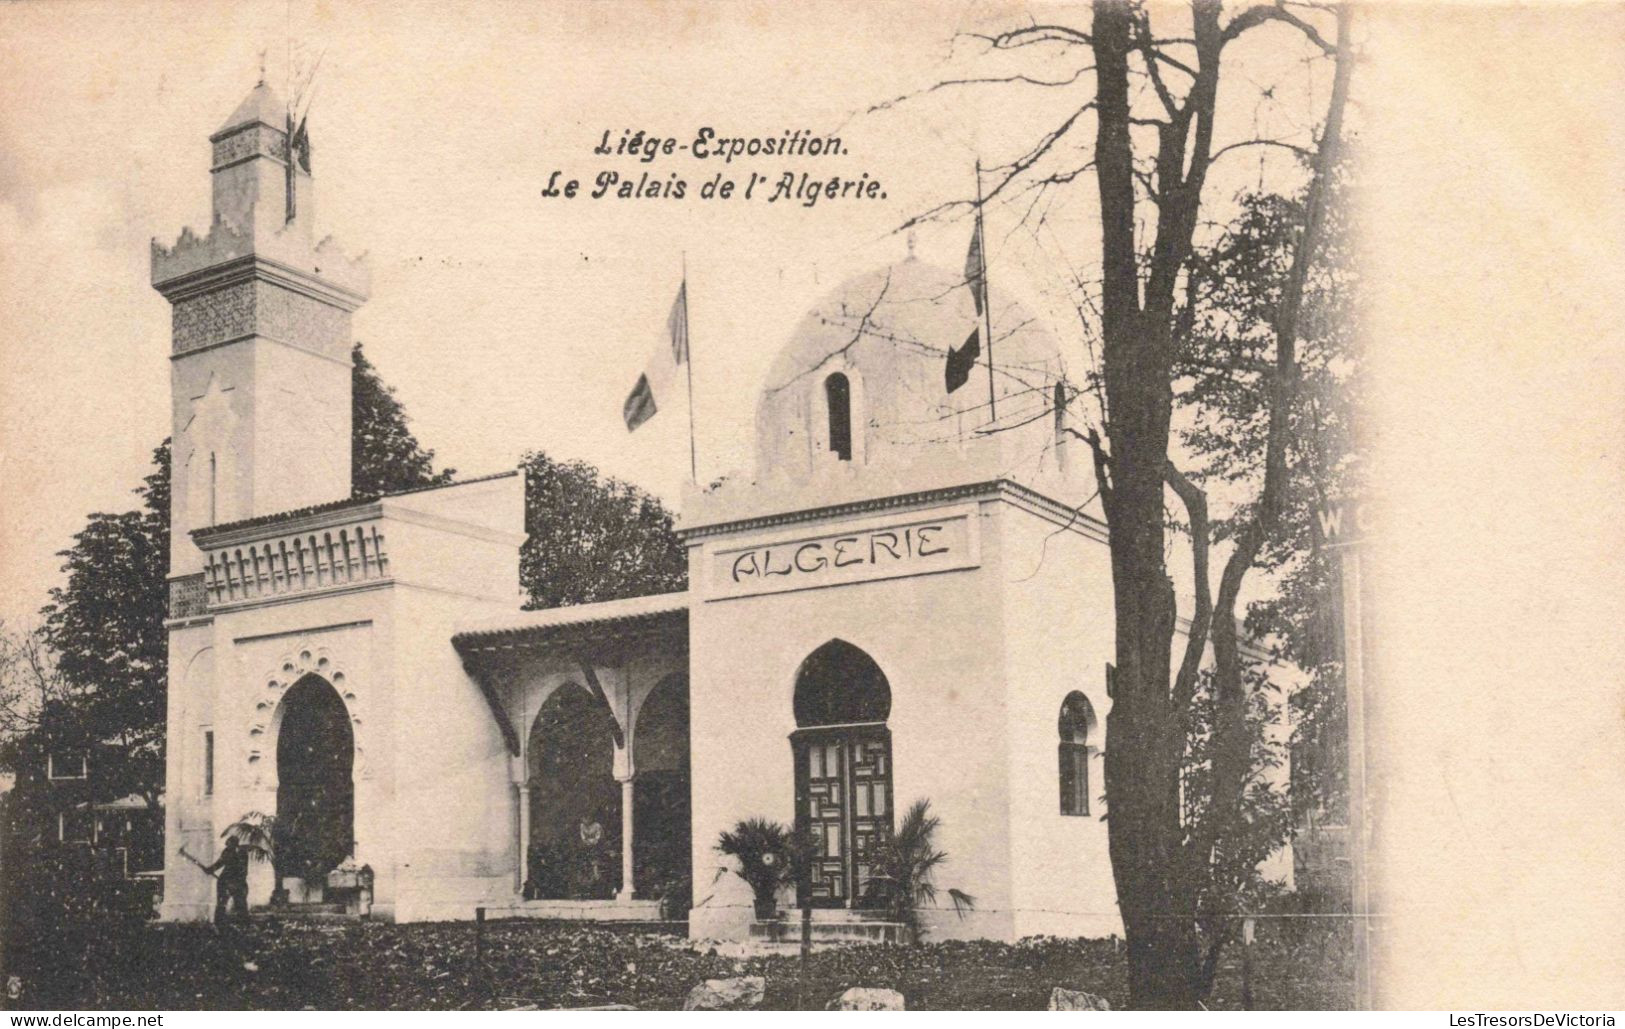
[
  {"x1": 0, "y1": 917, "x2": 1352, "y2": 1010},
  {"x1": 350, "y1": 342, "x2": 457, "y2": 498},
  {"x1": 715, "y1": 817, "x2": 797, "y2": 912},
  {"x1": 0, "y1": 622, "x2": 77, "y2": 768},
  {"x1": 1178, "y1": 665, "x2": 1293, "y2": 990},
  {"x1": 221, "y1": 811, "x2": 277, "y2": 863},
  {"x1": 519, "y1": 451, "x2": 687, "y2": 609},
  {"x1": 861, "y1": 799, "x2": 975, "y2": 942},
  {"x1": 29, "y1": 440, "x2": 171, "y2": 808},
  {"x1": 1176, "y1": 166, "x2": 1362, "y2": 906}
]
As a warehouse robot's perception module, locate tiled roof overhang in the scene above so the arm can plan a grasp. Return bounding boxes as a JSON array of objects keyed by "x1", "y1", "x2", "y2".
[
  {"x1": 194, "y1": 470, "x2": 518, "y2": 541},
  {"x1": 451, "y1": 593, "x2": 689, "y2": 758}
]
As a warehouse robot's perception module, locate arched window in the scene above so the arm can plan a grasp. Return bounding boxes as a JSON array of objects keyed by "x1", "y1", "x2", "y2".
[
  {"x1": 794, "y1": 638, "x2": 890, "y2": 727},
  {"x1": 824, "y1": 373, "x2": 852, "y2": 461},
  {"x1": 1058, "y1": 691, "x2": 1095, "y2": 817}
]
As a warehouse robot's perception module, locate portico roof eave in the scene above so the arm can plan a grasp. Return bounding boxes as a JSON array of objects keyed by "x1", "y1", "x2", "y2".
[{"x1": 451, "y1": 596, "x2": 690, "y2": 756}]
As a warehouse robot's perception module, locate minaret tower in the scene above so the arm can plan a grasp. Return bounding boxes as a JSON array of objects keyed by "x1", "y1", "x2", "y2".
[{"x1": 152, "y1": 79, "x2": 369, "y2": 616}]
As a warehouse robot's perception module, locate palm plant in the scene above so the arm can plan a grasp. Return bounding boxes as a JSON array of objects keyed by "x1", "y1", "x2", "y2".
[
  {"x1": 220, "y1": 811, "x2": 276, "y2": 862},
  {"x1": 862, "y1": 799, "x2": 976, "y2": 943},
  {"x1": 716, "y1": 818, "x2": 795, "y2": 919}
]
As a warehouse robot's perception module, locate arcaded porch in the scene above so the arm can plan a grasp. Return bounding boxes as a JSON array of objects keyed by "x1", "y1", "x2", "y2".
[{"x1": 452, "y1": 592, "x2": 691, "y2": 922}]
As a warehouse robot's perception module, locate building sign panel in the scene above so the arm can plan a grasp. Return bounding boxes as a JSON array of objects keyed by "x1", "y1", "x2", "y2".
[{"x1": 706, "y1": 508, "x2": 979, "y2": 600}]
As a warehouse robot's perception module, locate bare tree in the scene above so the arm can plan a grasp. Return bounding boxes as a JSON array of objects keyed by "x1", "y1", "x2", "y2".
[
  {"x1": 1071, "y1": 1, "x2": 1354, "y2": 1006},
  {"x1": 0, "y1": 621, "x2": 74, "y2": 750},
  {"x1": 862, "y1": 0, "x2": 1358, "y2": 1006}
]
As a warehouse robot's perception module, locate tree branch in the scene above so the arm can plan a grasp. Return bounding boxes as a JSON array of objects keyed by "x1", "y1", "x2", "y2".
[
  {"x1": 1208, "y1": 137, "x2": 1315, "y2": 164},
  {"x1": 1223, "y1": 2, "x2": 1338, "y2": 54},
  {"x1": 989, "y1": 24, "x2": 1092, "y2": 49},
  {"x1": 1165, "y1": 460, "x2": 1211, "y2": 713},
  {"x1": 862, "y1": 65, "x2": 1094, "y2": 118}
]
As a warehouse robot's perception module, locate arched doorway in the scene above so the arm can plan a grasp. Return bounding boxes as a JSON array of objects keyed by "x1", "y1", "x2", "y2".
[
  {"x1": 791, "y1": 639, "x2": 894, "y2": 909},
  {"x1": 633, "y1": 673, "x2": 690, "y2": 900},
  {"x1": 527, "y1": 683, "x2": 620, "y2": 899},
  {"x1": 274, "y1": 675, "x2": 355, "y2": 900}
]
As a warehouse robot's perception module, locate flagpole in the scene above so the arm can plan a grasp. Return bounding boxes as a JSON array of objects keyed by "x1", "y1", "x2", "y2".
[
  {"x1": 976, "y1": 160, "x2": 996, "y2": 421},
  {"x1": 682, "y1": 253, "x2": 698, "y2": 484}
]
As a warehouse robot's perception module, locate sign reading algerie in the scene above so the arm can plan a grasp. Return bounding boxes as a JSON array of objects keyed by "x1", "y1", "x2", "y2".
[{"x1": 707, "y1": 509, "x2": 980, "y2": 600}]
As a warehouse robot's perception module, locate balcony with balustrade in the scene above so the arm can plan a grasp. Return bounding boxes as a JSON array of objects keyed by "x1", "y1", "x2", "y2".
[
  {"x1": 190, "y1": 504, "x2": 393, "y2": 614},
  {"x1": 178, "y1": 472, "x2": 524, "y2": 620}
]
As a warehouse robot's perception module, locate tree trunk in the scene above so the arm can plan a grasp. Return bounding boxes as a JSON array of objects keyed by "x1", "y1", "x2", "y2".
[
  {"x1": 1192, "y1": 0, "x2": 1355, "y2": 986},
  {"x1": 1083, "y1": 0, "x2": 1351, "y2": 1006},
  {"x1": 1092, "y1": 2, "x2": 1200, "y2": 1005}
]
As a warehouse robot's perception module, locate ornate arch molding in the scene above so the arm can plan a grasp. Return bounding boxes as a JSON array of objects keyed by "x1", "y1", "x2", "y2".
[{"x1": 246, "y1": 642, "x2": 365, "y2": 786}]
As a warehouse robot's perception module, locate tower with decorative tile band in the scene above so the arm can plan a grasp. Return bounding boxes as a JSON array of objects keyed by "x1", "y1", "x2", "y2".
[{"x1": 152, "y1": 79, "x2": 368, "y2": 617}]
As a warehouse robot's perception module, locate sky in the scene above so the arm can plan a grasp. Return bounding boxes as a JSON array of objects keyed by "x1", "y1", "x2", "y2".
[{"x1": 0, "y1": 0, "x2": 1330, "y2": 629}]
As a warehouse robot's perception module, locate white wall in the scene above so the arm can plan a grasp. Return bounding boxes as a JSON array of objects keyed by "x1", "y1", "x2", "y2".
[
  {"x1": 161, "y1": 478, "x2": 524, "y2": 923},
  {"x1": 388, "y1": 585, "x2": 517, "y2": 922},
  {"x1": 686, "y1": 494, "x2": 1019, "y2": 941},
  {"x1": 998, "y1": 504, "x2": 1121, "y2": 939}
]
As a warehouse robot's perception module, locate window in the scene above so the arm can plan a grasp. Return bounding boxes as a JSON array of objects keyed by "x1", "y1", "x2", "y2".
[
  {"x1": 58, "y1": 808, "x2": 93, "y2": 845},
  {"x1": 47, "y1": 750, "x2": 88, "y2": 780},
  {"x1": 1058, "y1": 691, "x2": 1096, "y2": 817},
  {"x1": 203, "y1": 729, "x2": 214, "y2": 796},
  {"x1": 825, "y1": 373, "x2": 852, "y2": 461},
  {"x1": 208, "y1": 452, "x2": 218, "y2": 525}
]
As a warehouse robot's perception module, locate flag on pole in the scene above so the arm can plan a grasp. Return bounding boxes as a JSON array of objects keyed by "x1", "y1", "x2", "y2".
[
  {"x1": 964, "y1": 206, "x2": 987, "y2": 316},
  {"x1": 947, "y1": 204, "x2": 989, "y2": 394},
  {"x1": 289, "y1": 114, "x2": 312, "y2": 174},
  {"x1": 946, "y1": 328, "x2": 980, "y2": 393},
  {"x1": 623, "y1": 281, "x2": 689, "y2": 432}
]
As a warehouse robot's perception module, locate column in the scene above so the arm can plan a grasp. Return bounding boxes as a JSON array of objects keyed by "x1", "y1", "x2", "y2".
[
  {"x1": 617, "y1": 776, "x2": 635, "y2": 902},
  {"x1": 516, "y1": 783, "x2": 531, "y2": 895}
]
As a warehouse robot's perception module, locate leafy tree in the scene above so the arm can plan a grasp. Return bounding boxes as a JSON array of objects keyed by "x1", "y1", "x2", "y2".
[
  {"x1": 519, "y1": 450, "x2": 687, "y2": 609},
  {"x1": 351, "y1": 341, "x2": 456, "y2": 498},
  {"x1": 1178, "y1": 172, "x2": 1363, "y2": 866},
  {"x1": 6, "y1": 347, "x2": 461, "y2": 809},
  {"x1": 32, "y1": 441, "x2": 171, "y2": 808}
]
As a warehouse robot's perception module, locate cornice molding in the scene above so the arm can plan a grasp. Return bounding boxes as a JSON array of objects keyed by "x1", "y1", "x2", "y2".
[
  {"x1": 193, "y1": 500, "x2": 383, "y2": 549},
  {"x1": 679, "y1": 478, "x2": 1108, "y2": 544},
  {"x1": 154, "y1": 252, "x2": 368, "y2": 311}
]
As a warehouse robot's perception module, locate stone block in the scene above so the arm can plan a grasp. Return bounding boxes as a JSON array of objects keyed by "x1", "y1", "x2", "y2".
[
  {"x1": 682, "y1": 976, "x2": 766, "y2": 1011},
  {"x1": 1048, "y1": 987, "x2": 1111, "y2": 1010}
]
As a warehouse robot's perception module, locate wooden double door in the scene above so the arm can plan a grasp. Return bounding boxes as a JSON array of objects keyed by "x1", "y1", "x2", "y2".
[{"x1": 792, "y1": 725, "x2": 894, "y2": 909}]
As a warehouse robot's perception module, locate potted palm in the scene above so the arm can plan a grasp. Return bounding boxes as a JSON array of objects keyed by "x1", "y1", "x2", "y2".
[
  {"x1": 862, "y1": 799, "x2": 976, "y2": 943},
  {"x1": 716, "y1": 818, "x2": 795, "y2": 920},
  {"x1": 219, "y1": 811, "x2": 281, "y2": 906}
]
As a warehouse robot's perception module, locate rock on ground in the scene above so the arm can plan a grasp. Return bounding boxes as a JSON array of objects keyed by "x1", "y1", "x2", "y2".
[
  {"x1": 682, "y1": 976, "x2": 766, "y2": 1011},
  {"x1": 1048, "y1": 986, "x2": 1112, "y2": 1011},
  {"x1": 829, "y1": 987, "x2": 906, "y2": 1010}
]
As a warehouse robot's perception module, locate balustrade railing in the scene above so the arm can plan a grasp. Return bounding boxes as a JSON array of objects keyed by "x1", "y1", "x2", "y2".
[{"x1": 202, "y1": 520, "x2": 389, "y2": 605}]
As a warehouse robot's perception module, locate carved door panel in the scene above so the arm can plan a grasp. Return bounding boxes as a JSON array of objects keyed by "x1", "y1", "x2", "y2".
[
  {"x1": 846, "y1": 733, "x2": 892, "y2": 908},
  {"x1": 794, "y1": 726, "x2": 893, "y2": 909}
]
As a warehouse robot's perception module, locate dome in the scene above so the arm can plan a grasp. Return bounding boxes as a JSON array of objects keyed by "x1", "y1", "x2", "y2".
[{"x1": 752, "y1": 257, "x2": 1076, "y2": 486}]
